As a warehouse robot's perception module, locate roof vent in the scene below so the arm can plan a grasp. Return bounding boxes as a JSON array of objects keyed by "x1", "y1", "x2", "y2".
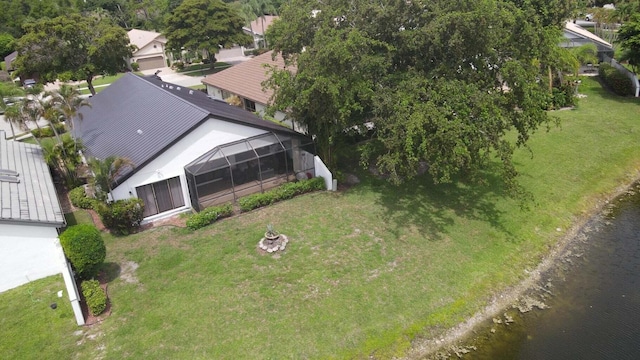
[
  {"x1": 0, "y1": 169, "x2": 19, "y2": 183},
  {"x1": 0, "y1": 169, "x2": 19, "y2": 176},
  {"x1": 137, "y1": 129, "x2": 143, "y2": 135},
  {"x1": 189, "y1": 90, "x2": 194, "y2": 95}
]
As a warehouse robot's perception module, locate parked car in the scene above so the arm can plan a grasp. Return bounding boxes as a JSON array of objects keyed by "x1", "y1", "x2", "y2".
[{"x1": 23, "y1": 79, "x2": 36, "y2": 89}]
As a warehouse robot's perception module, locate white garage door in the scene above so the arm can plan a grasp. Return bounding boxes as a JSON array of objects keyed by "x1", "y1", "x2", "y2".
[{"x1": 137, "y1": 56, "x2": 165, "y2": 71}]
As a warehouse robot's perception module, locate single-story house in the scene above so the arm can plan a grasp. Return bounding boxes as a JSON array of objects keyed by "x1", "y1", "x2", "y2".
[
  {"x1": 4, "y1": 51, "x2": 17, "y2": 72},
  {"x1": 244, "y1": 15, "x2": 279, "y2": 49},
  {"x1": 0, "y1": 131, "x2": 83, "y2": 324},
  {"x1": 562, "y1": 21, "x2": 614, "y2": 60},
  {"x1": 128, "y1": 29, "x2": 170, "y2": 71},
  {"x1": 202, "y1": 50, "x2": 300, "y2": 130},
  {"x1": 74, "y1": 73, "x2": 330, "y2": 222}
]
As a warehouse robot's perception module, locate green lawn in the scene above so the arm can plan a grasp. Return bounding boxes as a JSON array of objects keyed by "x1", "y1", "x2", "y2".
[{"x1": 1, "y1": 78, "x2": 639, "y2": 359}]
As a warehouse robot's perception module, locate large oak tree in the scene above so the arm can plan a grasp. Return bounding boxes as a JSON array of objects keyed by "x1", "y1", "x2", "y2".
[
  {"x1": 14, "y1": 14, "x2": 133, "y2": 95},
  {"x1": 165, "y1": 0, "x2": 253, "y2": 67},
  {"x1": 266, "y1": 0, "x2": 573, "y2": 190}
]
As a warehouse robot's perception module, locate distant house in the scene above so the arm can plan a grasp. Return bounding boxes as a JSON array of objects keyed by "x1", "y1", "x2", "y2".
[
  {"x1": 244, "y1": 15, "x2": 279, "y2": 49},
  {"x1": 74, "y1": 73, "x2": 329, "y2": 223},
  {"x1": 562, "y1": 21, "x2": 614, "y2": 60},
  {"x1": 202, "y1": 50, "x2": 298, "y2": 130},
  {"x1": 127, "y1": 29, "x2": 170, "y2": 71},
  {"x1": 3, "y1": 51, "x2": 17, "y2": 72},
  {"x1": 0, "y1": 131, "x2": 83, "y2": 324}
]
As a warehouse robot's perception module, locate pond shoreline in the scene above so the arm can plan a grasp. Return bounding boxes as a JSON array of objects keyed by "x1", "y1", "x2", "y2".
[{"x1": 403, "y1": 171, "x2": 640, "y2": 359}]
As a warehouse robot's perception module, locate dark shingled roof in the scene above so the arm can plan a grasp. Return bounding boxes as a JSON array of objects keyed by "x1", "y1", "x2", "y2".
[{"x1": 75, "y1": 73, "x2": 303, "y2": 187}]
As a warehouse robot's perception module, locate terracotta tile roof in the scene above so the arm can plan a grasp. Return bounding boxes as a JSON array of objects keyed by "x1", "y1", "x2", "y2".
[
  {"x1": 245, "y1": 15, "x2": 279, "y2": 36},
  {"x1": 202, "y1": 50, "x2": 295, "y2": 105}
]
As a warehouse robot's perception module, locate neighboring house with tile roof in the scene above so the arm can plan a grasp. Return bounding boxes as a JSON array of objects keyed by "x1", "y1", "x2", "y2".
[
  {"x1": 244, "y1": 15, "x2": 279, "y2": 49},
  {"x1": 128, "y1": 29, "x2": 170, "y2": 71},
  {"x1": 561, "y1": 21, "x2": 614, "y2": 59},
  {"x1": 0, "y1": 131, "x2": 84, "y2": 324},
  {"x1": 74, "y1": 73, "x2": 329, "y2": 222},
  {"x1": 202, "y1": 51, "x2": 299, "y2": 130}
]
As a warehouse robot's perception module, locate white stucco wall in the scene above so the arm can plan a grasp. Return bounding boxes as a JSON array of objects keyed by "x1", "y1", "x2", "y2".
[
  {"x1": 205, "y1": 85, "x2": 294, "y2": 130},
  {"x1": 134, "y1": 39, "x2": 167, "y2": 58},
  {"x1": 111, "y1": 118, "x2": 269, "y2": 221},
  {"x1": 0, "y1": 223, "x2": 65, "y2": 293}
]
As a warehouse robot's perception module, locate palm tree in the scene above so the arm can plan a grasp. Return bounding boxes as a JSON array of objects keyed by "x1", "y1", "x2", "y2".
[
  {"x1": 243, "y1": 0, "x2": 277, "y2": 48},
  {"x1": 49, "y1": 85, "x2": 91, "y2": 151},
  {"x1": 20, "y1": 96, "x2": 45, "y2": 147},
  {"x1": 50, "y1": 85, "x2": 92, "y2": 132},
  {"x1": 89, "y1": 156, "x2": 134, "y2": 200},
  {"x1": 3, "y1": 105, "x2": 26, "y2": 140}
]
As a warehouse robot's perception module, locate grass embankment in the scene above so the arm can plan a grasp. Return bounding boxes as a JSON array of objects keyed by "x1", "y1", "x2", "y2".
[{"x1": 1, "y1": 78, "x2": 639, "y2": 359}]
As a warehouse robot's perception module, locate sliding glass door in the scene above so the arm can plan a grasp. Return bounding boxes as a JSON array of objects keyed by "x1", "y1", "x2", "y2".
[{"x1": 136, "y1": 176, "x2": 185, "y2": 217}]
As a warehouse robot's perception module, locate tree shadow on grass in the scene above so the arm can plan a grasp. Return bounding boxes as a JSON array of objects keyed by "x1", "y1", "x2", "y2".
[
  {"x1": 348, "y1": 164, "x2": 515, "y2": 242},
  {"x1": 102, "y1": 262, "x2": 121, "y2": 283}
]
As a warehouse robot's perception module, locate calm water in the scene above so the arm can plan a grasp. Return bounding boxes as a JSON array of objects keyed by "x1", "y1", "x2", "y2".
[{"x1": 464, "y1": 184, "x2": 640, "y2": 359}]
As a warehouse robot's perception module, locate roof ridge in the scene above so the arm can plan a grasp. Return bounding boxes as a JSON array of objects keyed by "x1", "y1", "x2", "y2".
[{"x1": 130, "y1": 73, "x2": 212, "y2": 117}]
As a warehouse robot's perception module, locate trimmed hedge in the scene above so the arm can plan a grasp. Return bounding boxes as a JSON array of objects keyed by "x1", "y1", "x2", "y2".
[
  {"x1": 238, "y1": 177, "x2": 326, "y2": 212},
  {"x1": 69, "y1": 186, "x2": 96, "y2": 209},
  {"x1": 599, "y1": 63, "x2": 634, "y2": 96},
  {"x1": 30, "y1": 124, "x2": 66, "y2": 138},
  {"x1": 186, "y1": 203, "x2": 234, "y2": 230},
  {"x1": 81, "y1": 280, "x2": 107, "y2": 316},
  {"x1": 60, "y1": 224, "x2": 105, "y2": 280},
  {"x1": 95, "y1": 198, "x2": 144, "y2": 235}
]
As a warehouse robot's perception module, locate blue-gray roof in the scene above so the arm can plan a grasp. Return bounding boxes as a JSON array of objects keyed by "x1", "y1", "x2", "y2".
[
  {"x1": 75, "y1": 73, "x2": 303, "y2": 186},
  {"x1": 0, "y1": 131, "x2": 65, "y2": 226}
]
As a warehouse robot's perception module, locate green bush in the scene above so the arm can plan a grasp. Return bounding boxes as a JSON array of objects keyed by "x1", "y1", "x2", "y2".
[
  {"x1": 81, "y1": 280, "x2": 107, "y2": 316},
  {"x1": 130, "y1": 62, "x2": 140, "y2": 71},
  {"x1": 238, "y1": 177, "x2": 326, "y2": 212},
  {"x1": 60, "y1": 224, "x2": 105, "y2": 280},
  {"x1": 69, "y1": 186, "x2": 96, "y2": 209},
  {"x1": 599, "y1": 63, "x2": 634, "y2": 96},
  {"x1": 186, "y1": 203, "x2": 234, "y2": 230},
  {"x1": 30, "y1": 124, "x2": 66, "y2": 138},
  {"x1": 95, "y1": 198, "x2": 144, "y2": 235}
]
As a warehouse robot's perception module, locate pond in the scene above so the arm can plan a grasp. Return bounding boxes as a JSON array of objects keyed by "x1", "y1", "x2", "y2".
[{"x1": 457, "y1": 183, "x2": 640, "y2": 359}]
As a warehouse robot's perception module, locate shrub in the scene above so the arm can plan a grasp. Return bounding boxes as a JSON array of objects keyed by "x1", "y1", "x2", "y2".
[
  {"x1": 186, "y1": 203, "x2": 234, "y2": 230},
  {"x1": 69, "y1": 186, "x2": 96, "y2": 209},
  {"x1": 95, "y1": 198, "x2": 144, "y2": 235},
  {"x1": 60, "y1": 224, "x2": 105, "y2": 280},
  {"x1": 239, "y1": 177, "x2": 325, "y2": 212},
  {"x1": 30, "y1": 124, "x2": 66, "y2": 138},
  {"x1": 81, "y1": 280, "x2": 107, "y2": 316},
  {"x1": 130, "y1": 62, "x2": 140, "y2": 71},
  {"x1": 599, "y1": 63, "x2": 634, "y2": 96}
]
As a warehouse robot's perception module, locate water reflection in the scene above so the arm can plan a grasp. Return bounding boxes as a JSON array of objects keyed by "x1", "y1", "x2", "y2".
[{"x1": 463, "y1": 184, "x2": 640, "y2": 359}]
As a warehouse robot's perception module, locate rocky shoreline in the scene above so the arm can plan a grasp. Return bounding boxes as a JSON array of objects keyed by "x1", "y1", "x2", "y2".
[{"x1": 402, "y1": 174, "x2": 640, "y2": 359}]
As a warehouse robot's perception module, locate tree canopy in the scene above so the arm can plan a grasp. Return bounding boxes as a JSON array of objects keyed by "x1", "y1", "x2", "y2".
[
  {"x1": 165, "y1": 0, "x2": 253, "y2": 66},
  {"x1": 617, "y1": 13, "x2": 640, "y2": 73},
  {"x1": 266, "y1": 0, "x2": 570, "y2": 189},
  {"x1": 13, "y1": 14, "x2": 133, "y2": 95}
]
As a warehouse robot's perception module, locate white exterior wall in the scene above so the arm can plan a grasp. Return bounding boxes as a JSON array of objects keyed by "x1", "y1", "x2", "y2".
[
  {"x1": 133, "y1": 37, "x2": 167, "y2": 58},
  {"x1": 313, "y1": 156, "x2": 334, "y2": 191},
  {"x1": 111, "y1": 118, "x2": 269, "y2": 221},
  {"x1": 0, "y1": 223, "x2": 64, "y2": 292},
  {"x1": 205, "y1": 84, "x2": 296, "y2": 131}
]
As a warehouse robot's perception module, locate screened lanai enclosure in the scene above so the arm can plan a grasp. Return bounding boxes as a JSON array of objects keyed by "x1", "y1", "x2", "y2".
[{"x1": 185, "y1": 132, "x2": 316, "y2": 211}]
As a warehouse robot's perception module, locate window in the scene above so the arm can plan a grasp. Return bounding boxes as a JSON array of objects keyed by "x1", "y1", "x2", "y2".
[
  {"x1": 136, "y1": 177, "x2": 185, "y2": 217},
  {"x1": 243, "y1": 98, "x2": 256, "y2": 112}
]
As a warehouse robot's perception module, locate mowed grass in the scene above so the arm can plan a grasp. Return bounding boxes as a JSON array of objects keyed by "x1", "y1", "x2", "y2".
[{"x1": 2, "y1": 77, "x2": 639, "y2": 359}]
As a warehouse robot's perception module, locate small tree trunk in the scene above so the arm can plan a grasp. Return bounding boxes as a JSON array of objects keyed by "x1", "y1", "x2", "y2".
[{"x1": 87, "y1": 76, "x2": 97, "y2": 96}]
